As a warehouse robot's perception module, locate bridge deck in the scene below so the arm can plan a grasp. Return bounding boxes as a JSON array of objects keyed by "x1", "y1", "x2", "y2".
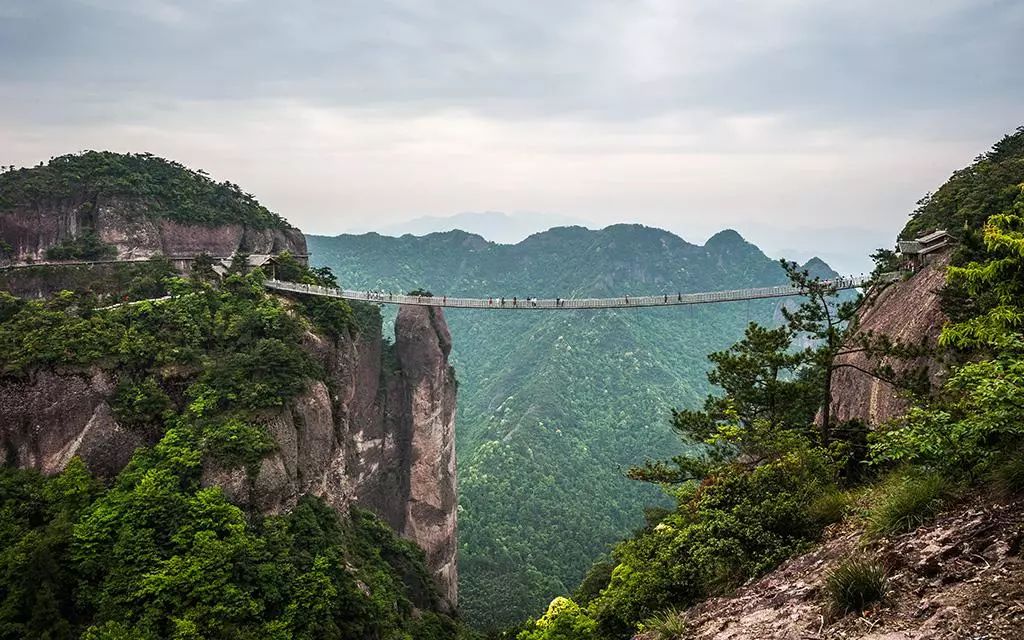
[{"x1": 264, "y1": 275, "x2": 873, "y2": 310}]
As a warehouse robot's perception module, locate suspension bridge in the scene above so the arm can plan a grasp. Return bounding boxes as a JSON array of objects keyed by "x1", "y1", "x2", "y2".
[
  {"x1": 264, "y1": 274, "x2": 877, "y2": 310},
  {"x1": 1, "y1": 256, "x2": 883, "y2": 310}
]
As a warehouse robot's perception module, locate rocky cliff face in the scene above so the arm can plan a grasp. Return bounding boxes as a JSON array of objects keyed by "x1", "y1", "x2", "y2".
[
  {"x1": 829, "y1": 253, "x2": 950, "y2": 426},
  {"x1": 0, "y1": 301, "x2": 459, "y2": 608},
  {"x1": 1, "y1": 196, "x2": 306, "y2": 261}
]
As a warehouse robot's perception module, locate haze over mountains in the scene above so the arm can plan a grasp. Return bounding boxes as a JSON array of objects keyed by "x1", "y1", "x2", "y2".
[{"x1": 309, "y1": 223, "x2": 838, "y2": 626}]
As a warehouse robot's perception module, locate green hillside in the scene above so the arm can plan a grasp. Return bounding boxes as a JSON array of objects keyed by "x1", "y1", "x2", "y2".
[
  {"x1": 0, "y1": 152, "x2": 290, "y2": 229},
  {"x1": 308, "y1": 225, "x2": 836, "y2": 627}
]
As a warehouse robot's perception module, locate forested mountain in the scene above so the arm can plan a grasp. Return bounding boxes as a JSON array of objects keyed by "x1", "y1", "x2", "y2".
[{"x1": 309, "y1": 225, "x2": 837, "y2": 627}]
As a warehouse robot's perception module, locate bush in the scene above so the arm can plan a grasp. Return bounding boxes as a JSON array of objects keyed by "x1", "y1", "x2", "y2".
[
  {"x1": 517, "y1": 597, "x2": 598, "y2": 640},
  {"x1": 825, "y1": 556, "x2": 887, "y2": 615},
  {"x1": 110, "y1": 376, "x2": 174, "y2": 429},
  {"x1": 865, "y1": 471, "x2": 951, "y2": 537},
  {"x1": 44, "y1": 233, "x2": 117, "y2": 261},
  {"x1": 202, "y1": 417, "x2": 276, "y2": 469}
]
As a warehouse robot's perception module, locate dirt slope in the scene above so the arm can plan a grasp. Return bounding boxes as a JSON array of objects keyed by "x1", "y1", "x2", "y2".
[{"x1": 637, "y1": 493, "x2": 1024, "y2": 640}]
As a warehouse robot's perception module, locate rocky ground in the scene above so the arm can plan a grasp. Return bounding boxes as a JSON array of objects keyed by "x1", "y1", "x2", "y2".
[{"x1": 637, "y1": 492, "x2": 1024, "y2": 639}]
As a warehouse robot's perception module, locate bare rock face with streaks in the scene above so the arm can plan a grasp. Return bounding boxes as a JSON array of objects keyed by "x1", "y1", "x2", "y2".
[
  {"x1": 829, "y1": 252, "x2": 951, "y2": 427},
  {"x1": 0, "y1": 196, "x2": 306, "y2": 262},
  {"x1": 393, "y1": 304, "x2": 459, "y2": 608}
]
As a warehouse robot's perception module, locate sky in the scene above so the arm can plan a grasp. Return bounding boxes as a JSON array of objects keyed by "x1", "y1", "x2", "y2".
[{"x1": 1, "y1": 0, "x2": 1022, "y2": 272}]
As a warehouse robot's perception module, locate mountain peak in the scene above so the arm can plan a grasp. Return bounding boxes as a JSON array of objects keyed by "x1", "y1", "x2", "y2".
[
  {"x1": 801, "y1": 256, "x2": 840, "y2": 278},
  {"x1": 704, "y1": 229, "x2": 748, "y2": 249}
]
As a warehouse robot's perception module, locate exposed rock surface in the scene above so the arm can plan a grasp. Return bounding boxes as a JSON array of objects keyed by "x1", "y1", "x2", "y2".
[
  {"x1": 830, "y1": 253, "x2": 950, "y2": 426},
  {"x1": 0, "y1": 302, "x2": 459, "y2": 608},
  {"x1": 0, "y1": 369, "x2": 144, "y2": 478},
  {"x1": 394, "y1": 305, "x2": 459, "y2": 608},
  {"x1": 0, "y1": 196, "x2": 306, "y2": 261},
  {"x1": 636, "y1": 492, "x2": 1024, "y2": 640}
]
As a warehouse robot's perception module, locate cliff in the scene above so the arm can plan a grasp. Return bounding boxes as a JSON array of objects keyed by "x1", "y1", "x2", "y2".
[
  {"x1": 0, "y1": 196, "x2": 306, "y2": 262},
  {"x1": 829, "y1": 252, "x2": 950, "y2": 426}
]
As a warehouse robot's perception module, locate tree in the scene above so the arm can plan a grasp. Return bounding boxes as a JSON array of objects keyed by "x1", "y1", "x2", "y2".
[
  {"x1": 779, "y1": 260, "x2": 860, "y2": 441},
  {"x1": 628, "y1": 322, "x2": 819, "y2": 484},
  {"x1": 940, "y1": 208, "x2": 1024, "y2": 351},
  {"x1": 779, "y1": 261, "x2": 930, "y2": 444},
  {"x1": 190, "y1": 253, "x2": 217, "y2": 283},
  {"x1": 227, "y1": 250, "x2": 250, "y2": 275}
]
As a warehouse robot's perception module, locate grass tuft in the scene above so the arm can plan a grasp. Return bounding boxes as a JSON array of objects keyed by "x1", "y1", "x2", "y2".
[
  {"x1": 808, "y1": 489, "x2": 851, "y2": 528},
  {"x1": 825, "y1": 556, "x2": 888, "y2": 615},
  {"x1": 992, "y1": 448, "x2": 1024, "y2": 496},
  {"x1": 640, "y1": 608, "x2": 688, "y2": 640},
  {"x1": 865, "y1": 470, "x2": 951, "y2": 537}
]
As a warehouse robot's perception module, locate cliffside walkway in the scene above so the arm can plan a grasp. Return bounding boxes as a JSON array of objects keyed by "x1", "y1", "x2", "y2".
[{"x1": 264, "y1": 274, "x2": 875, "y2": 310}]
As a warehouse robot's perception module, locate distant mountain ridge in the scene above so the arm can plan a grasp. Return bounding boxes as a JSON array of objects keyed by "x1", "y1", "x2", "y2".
[
  {"x1": 352, "y1": 210, "x2": 586, "y2": 244},
  {"x1": 315, "y1": 224, "x2": 832, "y2": 298},
  {"x1": 308, "y1": 224, "x2": 838, "y2": 627}
]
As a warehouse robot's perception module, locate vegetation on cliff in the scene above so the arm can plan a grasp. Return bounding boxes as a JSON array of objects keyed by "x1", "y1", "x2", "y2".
[
  {"x1": 0, "y1": 263, "x2": 468, "y2": 639},
  {"x1": 0, "y1": 152, "x2": 290, "y2": 229}
]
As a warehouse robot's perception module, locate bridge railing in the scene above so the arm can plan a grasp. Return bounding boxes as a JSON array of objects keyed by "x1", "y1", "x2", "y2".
[{"x1": 264, "y1": 274, "x2": 873, "y2": 309}]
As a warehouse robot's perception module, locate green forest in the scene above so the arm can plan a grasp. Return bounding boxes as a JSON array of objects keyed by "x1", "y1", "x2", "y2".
[
  {"x1": 309, "y1": 225, "x2": 839, "y2": 626},
  {"x1": 0, "y1": 258, "x2": 470, "y2": 639},
  {"x1": 0, "y1": 152, "x2": 290, "y2": 229}
]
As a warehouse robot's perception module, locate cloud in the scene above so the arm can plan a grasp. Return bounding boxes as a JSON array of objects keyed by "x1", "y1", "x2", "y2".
[
  {"x1": 0, "y1": 0, "x2": 1020, "y2": 256},
  {"x1": 2, "y1": 0, "x2": 1020, "y2": 122}
]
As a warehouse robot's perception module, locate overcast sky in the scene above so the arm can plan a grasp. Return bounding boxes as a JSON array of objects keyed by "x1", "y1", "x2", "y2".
[{"x1": 1, "y1": 0, "x2": 1021, "y2": 270}]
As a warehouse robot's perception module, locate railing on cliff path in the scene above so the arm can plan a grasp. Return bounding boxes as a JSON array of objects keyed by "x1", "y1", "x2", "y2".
[{"x1": 264, "y1": 274, "x2": 882, "y2": 310}]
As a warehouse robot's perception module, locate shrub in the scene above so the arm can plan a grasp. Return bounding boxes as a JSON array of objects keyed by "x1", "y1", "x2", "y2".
[
  {"x1": 110, "y1": 376, "x2": 174, "y2": 429},
  {"x1": 589, "y1": 447, "x2": 839, "y2": 637},
  {"x1": 44, "y1": 233, "x2": 117, "y2": 261},
  {"x1": 517, "y1": 597, "x2": 598, "y2": 640},
  {"x1": 202, "y1": 417, "x2": 276, "y2": 469},
  {"x1": 865, "y1": 471, "x2": 951, "y2": 537},
  {"x1": 574, "y1": 559, "x2": 616, "y2": 606},
  {"x1": 824, "y1": 556, "x2": 887, "y2": 615}
]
